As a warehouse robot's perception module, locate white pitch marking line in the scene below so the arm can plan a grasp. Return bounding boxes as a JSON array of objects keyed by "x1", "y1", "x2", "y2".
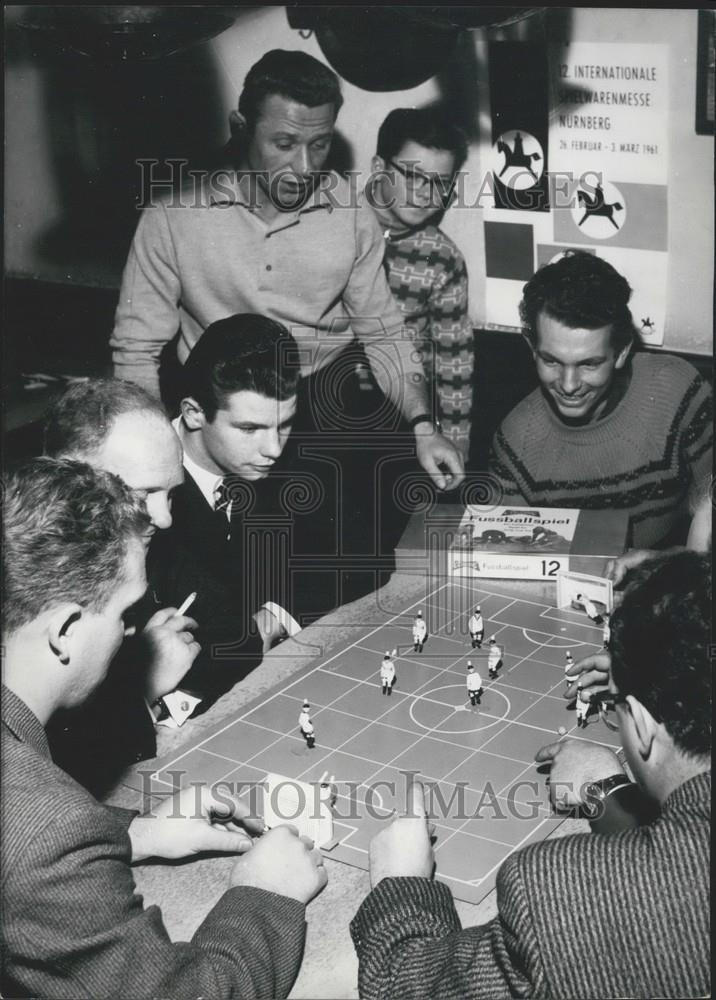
[{"x1": 149, "y1": 579, "x2": 450, "y2": 781}]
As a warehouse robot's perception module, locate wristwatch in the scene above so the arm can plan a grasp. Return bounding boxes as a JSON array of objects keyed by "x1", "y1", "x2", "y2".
[
  {"x1": 409, "y1": 413, "x2": 441, "y2": 433},
  {"x1": 582, "y1": 773, "x2": 632, "y2": 818}
]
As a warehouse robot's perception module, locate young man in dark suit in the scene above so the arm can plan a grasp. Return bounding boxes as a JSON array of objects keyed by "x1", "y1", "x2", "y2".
[
  {"x1": 1, "y1": 457, "x2": 326, "y2": 999},
  {"x1": 167, "y1": 312, "x2": 346, "y2": 661},
  {"x1": 43, "y1": 377, "x2": 266, "y2": 792},
  {"x1": 168, "y1": 313, "x2": 301, "y2": 650}
]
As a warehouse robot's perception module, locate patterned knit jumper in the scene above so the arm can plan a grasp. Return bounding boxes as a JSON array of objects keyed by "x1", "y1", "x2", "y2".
[{"x1": 381, "y1": 224, "x2": 474, "y2": 457}]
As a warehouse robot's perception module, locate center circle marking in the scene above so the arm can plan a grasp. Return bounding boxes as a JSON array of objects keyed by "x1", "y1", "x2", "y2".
[{"x1": 409, "y1": 684, "x2": 511, "y2": 734}]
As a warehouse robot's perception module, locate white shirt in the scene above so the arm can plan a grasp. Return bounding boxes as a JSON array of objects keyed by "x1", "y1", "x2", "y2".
[
  {"x1": 467, "y1": 671, "x2": 482, "y2": 692},
  {"x1": 413, "y1": 619, "x2": 427, "y2": 641},
  {"x1": 582, "y1": 597, "x2": 599, "y2": 619},
  {"x1": 380, "y1": 661, "x2": 396, "y2": 683},
  {"x1": 488, "y1": 645, "x2": 501, "y2": 667},
  {"x1": 299, "y1": 710, "x2": 313, "y2": 733},
  {"x1": 468, "y1": 614, "x2": 483, "y2": 634},
  {"x1": 172, "y1": 417, "x2": 223, "y2": 511}
]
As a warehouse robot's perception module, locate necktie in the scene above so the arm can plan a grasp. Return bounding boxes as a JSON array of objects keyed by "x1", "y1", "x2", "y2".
[
  {"x1": 213, "y1": 476, "x2": 255, "y2": 540},
  {"x1": 213, "y1": 478, "x2": 232, "y2": 516}
]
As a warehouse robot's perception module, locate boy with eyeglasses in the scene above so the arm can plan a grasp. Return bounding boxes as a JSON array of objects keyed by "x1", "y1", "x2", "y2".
[{"x1": 367, "y1": 107, "x2": 474, "y2": 459}]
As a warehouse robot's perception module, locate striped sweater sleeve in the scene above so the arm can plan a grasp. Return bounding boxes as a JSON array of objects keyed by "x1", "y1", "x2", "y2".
[
  {"x1": 350, "y1": 870, "x2": 544, "y2": 1000},
  {"x1": 680, "y1": 372, "x2": 713, "y2": 510}
]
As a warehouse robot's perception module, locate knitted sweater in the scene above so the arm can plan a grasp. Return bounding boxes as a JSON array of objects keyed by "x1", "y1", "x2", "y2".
[
  {"x1": 351, "y1": 771, "x2": 711, "y2": 1000},
  {"x1": 489, "y1": 352, "x2": 712, "y2": 548},
  {"x1": 110, "y1": 174, "x2": 422, "y2": 402},
  {"x1": 382, "y1": 225, "x2": 474, "y2": 457}
]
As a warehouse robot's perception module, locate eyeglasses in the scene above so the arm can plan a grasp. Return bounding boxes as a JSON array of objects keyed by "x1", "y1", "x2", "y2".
[
  {"x1": 595, "y1": 691, "x2": 629, "y2": 731},
  {"x1": 387, "y1": 160, "x2": 456, "y2": 204}
]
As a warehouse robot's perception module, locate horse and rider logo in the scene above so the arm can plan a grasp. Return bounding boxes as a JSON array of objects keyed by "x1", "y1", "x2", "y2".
[
  {"x1": 491, "y1": 130, "x2": 544, "y2": 190},
  {"x1": 571, "y1": 179, "x2": 627, "y2": 239}
]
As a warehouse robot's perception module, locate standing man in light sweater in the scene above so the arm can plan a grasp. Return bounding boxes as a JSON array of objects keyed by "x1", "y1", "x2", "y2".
[
  {"x1": 488, "y1": 251, "x2": 712, "y2": 548},
  {"x1": 110, "y1": 49, "x2": 463, "y2": 494}
]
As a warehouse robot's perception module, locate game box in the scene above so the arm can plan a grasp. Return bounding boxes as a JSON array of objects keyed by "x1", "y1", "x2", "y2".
[{"x1": 395, "y1": 504, "x2": 629, "y2": 581}]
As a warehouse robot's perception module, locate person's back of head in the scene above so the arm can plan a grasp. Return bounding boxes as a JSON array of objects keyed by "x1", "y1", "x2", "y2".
[
  {"x1": 376, "y1": 106, "x2": 468, "y2": 172},
  {"x1": 182, "y1": 313, "x2": 301, "y2": 421},
  {"x1": 520, "y1": 250, "x2": 635, "y2": 351},
  {"x1": 2, "y1": 457, "x2": 149, "y2": 638},
  {"x1": 610, "y1": 550, "x2": 711, "y2": 764},
  {"x1": 239, "y1": 49, "x2": 343, "y2": 132},
  {"x1": 43, "y1": 378, "x2": 167, "y2": 460}
]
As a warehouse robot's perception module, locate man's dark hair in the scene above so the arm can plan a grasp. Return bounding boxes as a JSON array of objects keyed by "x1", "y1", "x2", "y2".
[
  {"x1": 519, "y1": 251, "x2": 635, "y2": 350},
  {"x1": 182, "y1": 314, "x2": 301, "y2": 421},
  {"x1": 610, "y1": 551, "x2": 711, "y2": 760},
  {"x1": 44, "y1": 378, "x2": 167, "y2": 459},
  {"x1": 2, "y1": 458, "x2": 149, "y2": 635},
  {"x1": 238, "y1": 49, "x2": 343, "y2": 132},
  {"x1": 376, "y1": 106, "x2": 468, "y2": 171}
]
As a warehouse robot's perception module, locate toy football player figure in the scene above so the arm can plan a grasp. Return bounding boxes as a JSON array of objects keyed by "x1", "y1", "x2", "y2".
[
  {"x1": 576, "y1": 592, "x2": 604, "y2": 624},
  {"x1": 487, "y1": 636, "x2": 502, "y2": 679},
  {"x1": 468, "y1": 606, "x2": 484, "y2": 649},
  {"x1": 380, "y1": 650, "x2": 396, "y2": 696},
  {"x1": 466, "y1": 662, "x2": 483, "y2": 707},
  {"x1": 602, "y1": 614, "x2": 611, "y2": 648},
  {"x1": 298, "y1": 701, "x2": 316, "y2": 748},
  {"x1": 575, "y1": 688, "x2": 591, "y2": 728},
  {"x1": 564, "y1": 650, "x2": 574, "y2": 689},
  {"x1": 412, "y1": 612, "x2": 427, "y2": 653}
]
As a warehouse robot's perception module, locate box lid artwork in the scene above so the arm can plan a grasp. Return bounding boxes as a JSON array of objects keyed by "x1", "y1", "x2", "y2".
[
  {"x1": 456, "y1": 505, "x2": 580, "y2": 552},
  {"x1": 395, "y1": 504, "x2": 628, "y2": 581}
]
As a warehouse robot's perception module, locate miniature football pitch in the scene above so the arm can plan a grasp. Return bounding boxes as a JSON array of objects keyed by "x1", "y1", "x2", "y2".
[{"x1": 149, "y1": 578, "x2": 621, "y2": 905}]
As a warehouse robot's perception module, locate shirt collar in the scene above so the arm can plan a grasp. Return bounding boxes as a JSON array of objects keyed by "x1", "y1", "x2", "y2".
[
  {"x1": 172, "y1": 417, "x2": 223, "y2": 509},
  {"x1": 1, "y1": 685, "x2": 50, "y2": 758}
]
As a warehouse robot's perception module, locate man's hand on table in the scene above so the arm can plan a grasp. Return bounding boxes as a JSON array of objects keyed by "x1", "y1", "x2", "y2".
[
  {"x1": 138, "y1": 607, "x2": 201, "y2": 704},
  {"x1": 230, "y1": 825, "x2": 328, "y2": 904},
  {"x1": 414, "y1": 424, "x2": 465, "y2": 492},
  {"x1": 368, "y1": 782, "x2": 436, "y2": 888},
  {"x1": 564, "y1": 650, "x2": 611, "y2": 704},
  {"x1": 129, "y1": 785, "x2": 263, "y2": 863},
  {"x1": 534, "y1": 739, "x2": 625, "y2": 811}
]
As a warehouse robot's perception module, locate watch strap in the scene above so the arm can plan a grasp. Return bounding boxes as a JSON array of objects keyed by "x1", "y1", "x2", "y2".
[
  {"x1": 591, "y1": 773, "x2": 631, "y2": 797},
  {"x1": 409, "y1": 413, "x2": 439, "y2": 432},
  {"x1": 582, "y1": 773, "x2": 631, "y2": 818}
]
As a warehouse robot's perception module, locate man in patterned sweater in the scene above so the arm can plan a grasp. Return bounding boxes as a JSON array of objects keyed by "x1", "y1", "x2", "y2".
[
  {"x1": 488, "y1": 251, "x2": 712, "y2": 548},
  {"x1": 351, "y1": 551, "x2": 710, "y2": 998},
  {"x1": 367, "y1": 107, "x2": 474, "y2": 459}
]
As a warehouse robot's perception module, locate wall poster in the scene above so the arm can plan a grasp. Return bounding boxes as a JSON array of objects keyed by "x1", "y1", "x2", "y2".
[{"x1": 485, "y1": 42, "x2": 669, "y2": 346}]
